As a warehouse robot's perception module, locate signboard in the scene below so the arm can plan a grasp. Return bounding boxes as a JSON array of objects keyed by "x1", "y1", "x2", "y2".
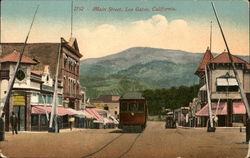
[{"x1": 13, "y1": 93, "x2": 26, "y2": 106}]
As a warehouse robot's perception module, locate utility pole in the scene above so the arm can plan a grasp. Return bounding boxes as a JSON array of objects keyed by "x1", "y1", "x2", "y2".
[
  {"x1": 205, "y1": 65, "x2": 215, "y2": 132},
  {"x1": 48, "y1": 38, "x2": 62, "y2": 133},
  {"x1": 211, "y1": 1, "x2": 250, "y2": 139},
  {"x1": 0, "y1": 5, "x2": 39, "y2": 141}
]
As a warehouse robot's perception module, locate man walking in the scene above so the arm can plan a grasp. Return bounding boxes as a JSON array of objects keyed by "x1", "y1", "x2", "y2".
[{"x1": 10, "y1": 112, "x2": 18, "y2": 135}]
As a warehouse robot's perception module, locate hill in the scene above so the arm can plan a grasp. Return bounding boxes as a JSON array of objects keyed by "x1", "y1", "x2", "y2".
[{"x1": 80, "y1": 47, "x2": 249, "y2": 98}]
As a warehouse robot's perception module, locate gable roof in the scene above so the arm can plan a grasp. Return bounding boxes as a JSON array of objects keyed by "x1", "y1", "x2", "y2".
[
  {"x1": 68, "y1": 37, "x2": 79, "y2": 51},
  {"x1": 209, "y1": 51, "x2": 247, "y2": 64},
  {"x1": 0, "y1": 50, "x2": 37, "y2": 64},
  {"x1": 195, "y1": 48, "x2": 213, "y2": 74}
]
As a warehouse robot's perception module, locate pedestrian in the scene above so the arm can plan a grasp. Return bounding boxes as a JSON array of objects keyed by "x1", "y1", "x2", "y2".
[
  {"x1": 10, "y1": 112, "x2": 18, "y2": 135},
  {"x1": 68, "y1": 116, "x2": 75, "y2": 131}
]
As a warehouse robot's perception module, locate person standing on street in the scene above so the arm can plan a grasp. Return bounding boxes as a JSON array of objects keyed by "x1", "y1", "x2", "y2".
[
  {"x1": 10, "y1": 112, "x2": 18, "y2": 135},
  {"x1": 68, "y1": 116, "x2": 75, "y2": 131}
]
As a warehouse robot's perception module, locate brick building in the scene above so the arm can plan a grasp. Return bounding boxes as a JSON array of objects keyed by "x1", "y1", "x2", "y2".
[{"x1": 0, "y1": 37, "x2": 83, "y2": 110}]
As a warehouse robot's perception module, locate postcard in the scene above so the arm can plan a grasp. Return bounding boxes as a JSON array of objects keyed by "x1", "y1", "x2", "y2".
[{"x1": 0, "y1": 0, "x2": 249, "y2": 158}]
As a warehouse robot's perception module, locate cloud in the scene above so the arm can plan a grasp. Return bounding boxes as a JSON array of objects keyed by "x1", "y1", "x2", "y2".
[{"x1": 2, "y1": 14, "x2": 249, "y2": 59}]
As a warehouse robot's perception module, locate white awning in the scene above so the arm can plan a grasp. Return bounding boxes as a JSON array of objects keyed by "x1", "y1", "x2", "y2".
[
  {"x1": 228, "y1": 78, "x2": 238, "y2": 86},
  {"x1": 217, "y1": 78, "x2": 238, "y2": 86},
  {"x1": 217, "y1": 78, "x2": 228, "y2": 86}
]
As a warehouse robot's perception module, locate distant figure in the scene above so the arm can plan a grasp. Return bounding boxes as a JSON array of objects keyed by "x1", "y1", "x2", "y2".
[
  {"x1": 10, "y1": 112, "x2": 18, "y2": 135},
  {"x1": 68, "y1": 116, "x2": 75, "y2": 131}
]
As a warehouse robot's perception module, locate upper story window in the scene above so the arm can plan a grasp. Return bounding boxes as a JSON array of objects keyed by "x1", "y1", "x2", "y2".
[
  {"x1": 216, "y1": 72, "x2": 239, "y2": 92},
  {"x1": 63, "y1": 54, "x2": 68, "y2": 68}
]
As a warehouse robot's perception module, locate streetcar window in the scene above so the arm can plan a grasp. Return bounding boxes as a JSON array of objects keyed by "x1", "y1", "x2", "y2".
[
  {"x1": 129, "y1": 103, "x2": 138, "y2": 112},
  {"x1": 121, "y1": 103, "x2": 127, "y2": 112},
  {"x1": 138, "y1": 103, "x2": 144, "y2": 111}
]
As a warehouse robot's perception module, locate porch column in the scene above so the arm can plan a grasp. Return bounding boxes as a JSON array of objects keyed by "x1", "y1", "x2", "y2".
[
  {"x1": 26, "y1": 93, "x2": 31, "y2": 131},
  {"x1": 227, "y1": 100, "x2": 233, "y2": 127}
]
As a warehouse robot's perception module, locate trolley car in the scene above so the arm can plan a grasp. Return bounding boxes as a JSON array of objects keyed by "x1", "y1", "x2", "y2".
[{"x1": 119, "y1": 92, "x2": 147, "y2": 132}]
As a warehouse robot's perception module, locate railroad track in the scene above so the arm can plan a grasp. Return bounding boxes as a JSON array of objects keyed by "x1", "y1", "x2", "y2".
[{"x1": 81, "y1": 132, "x2": 142, "y2": 158}]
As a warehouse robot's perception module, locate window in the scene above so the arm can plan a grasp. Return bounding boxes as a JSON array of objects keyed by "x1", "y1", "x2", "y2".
[
  {"x1": 40, "y1": 115, "x2": 48, "y2": 126},
  {"x1": 39, "y1": 94, "x2": 45, "y2": 104},
  {"x1": 138, "y1": 103, "x2": 144, "y2": 111},
  {"x1": 47, "y1": 95, "x2": 53, "y2": 105},
  {"x1": 31, "y1": 115, "x2": 39, "y2": 126},
  {"x1": 58, "y1": 96, "x2": 63, "y2": 105},
  {"x1": 216, "y1": 77, "x2": 239, "y2": 92},
  {"x1": 217, "y1": 86, "x2": 239, "y2": 92},
  {"x1": 121, "y1": 103, "x2": 127, "y2": 112},
  {"x1": 129, "y1": 103, "x2": 137, "y2": 112},
  {"x1": 31, "y1": 93, "x2": 39, "y2": 104},
  {"x1": 115, "y1": 111, "x2": 117, "y2": 115},
  {"x1": 233, "y1": 114, "x2": 244, "y2": 123}
]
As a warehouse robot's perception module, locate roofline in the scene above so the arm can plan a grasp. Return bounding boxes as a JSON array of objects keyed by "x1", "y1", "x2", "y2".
[
  {"x1": 209, "y1": 52, "x2": 249, "y2": 64},
  {"x1": 0, "y1": 61, "x2": 37, "y2": 65}
]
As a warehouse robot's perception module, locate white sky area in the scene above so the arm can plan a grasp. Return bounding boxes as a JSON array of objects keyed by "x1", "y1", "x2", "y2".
[{"x1": 2, "y1": 14, "x2": 249, "y2": 59}]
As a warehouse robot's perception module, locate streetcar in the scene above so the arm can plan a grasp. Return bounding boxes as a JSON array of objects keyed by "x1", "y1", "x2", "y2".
[{"x1": 119, "y1": 92, "x2": 147, "y2": 132}]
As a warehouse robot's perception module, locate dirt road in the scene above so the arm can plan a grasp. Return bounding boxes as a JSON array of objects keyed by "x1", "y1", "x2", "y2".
[{"x1": 0, "y1": 121, "x2": 247, "y2": 158}]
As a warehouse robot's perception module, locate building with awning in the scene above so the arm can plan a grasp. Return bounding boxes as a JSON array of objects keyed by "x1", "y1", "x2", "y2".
[
  {"x1": 85, "y1": 108, "x2": 104, "y2": 123},
  {"x1": 85, "y1": 108, "x2": 109, "y2": 129},
  {"x1": 194, "y1": 48, "x2": 250, "y2": 127},
  {"x1": 195, "y1": 102, "x2": 246, "y2": 127},
  {"x1": 31, "y1": 105, "x2": 78, "y2": 131},
  {"x1": 32, "y1": 106, "x2": 76, "y2": 116}
]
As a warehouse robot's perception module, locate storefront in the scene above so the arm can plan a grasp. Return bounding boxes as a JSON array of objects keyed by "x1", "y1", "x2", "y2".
[
  {"x1": 12, "y1": 92, "x2": 27, "y2": 131},
  {"x1": 31, "y1": 105, "x2": 76, "y2": 131}
]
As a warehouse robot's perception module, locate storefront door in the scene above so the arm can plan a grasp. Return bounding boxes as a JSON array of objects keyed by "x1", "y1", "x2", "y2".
[
  {"x1": 13, "y1": 92, "x2": 26, "y2": 131},
  {"x1": 13, "y1": 106, "x2": 26, "y2": 131}
]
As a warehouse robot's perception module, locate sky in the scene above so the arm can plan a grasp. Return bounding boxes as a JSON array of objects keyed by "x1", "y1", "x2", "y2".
[{"x1": 0, "y1": 0, "x2": 249, "y2": 59}]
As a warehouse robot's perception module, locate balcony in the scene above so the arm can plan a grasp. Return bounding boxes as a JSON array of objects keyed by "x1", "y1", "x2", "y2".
[
  {"x1": 63, "y1": 93, "x2": 82, "y2": 99},
  {"x1": 0, "y1": 70, "x2": 10, "y2": 80}
]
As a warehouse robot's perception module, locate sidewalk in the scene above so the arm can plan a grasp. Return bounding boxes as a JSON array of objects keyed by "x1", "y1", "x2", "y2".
[{"x1": 5, "y1": 128, "x2": 87, "y2": 134}]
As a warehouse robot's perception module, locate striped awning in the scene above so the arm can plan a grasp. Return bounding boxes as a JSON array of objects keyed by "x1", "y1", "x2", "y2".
[
  {"x1": 196, "y1": 102, "x2": 246, "y2": 116},
  {"x1": 32, "y1": 106, "x2": 75, "y2": 116}
]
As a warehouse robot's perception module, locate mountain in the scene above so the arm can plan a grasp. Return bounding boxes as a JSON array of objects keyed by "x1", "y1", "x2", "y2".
[{"x1": 80, "y1": 47, "x2": 249, "y2": 98}]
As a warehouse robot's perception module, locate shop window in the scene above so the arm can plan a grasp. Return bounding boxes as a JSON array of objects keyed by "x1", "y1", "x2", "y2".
[
  {"x1": 233, "y1": 114, "x2": 244, "y2": 123},
  {"x1": 40, "y1": 115, "x2": 48, "y2": 126},
  {"x1": 138, "y1": 103, "x2": 144, "y2": 111},
  {"x1": 121, "y1": 103, "x2": 127, "y2": 112},
  {"x1": 31, "y1": 115, "x2": 39, "y2": 126}
]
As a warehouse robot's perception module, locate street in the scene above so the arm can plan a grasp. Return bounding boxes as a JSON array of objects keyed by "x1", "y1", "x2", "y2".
[{"x1": 0, "y1": 121, "x2": 247, "y2": 158}]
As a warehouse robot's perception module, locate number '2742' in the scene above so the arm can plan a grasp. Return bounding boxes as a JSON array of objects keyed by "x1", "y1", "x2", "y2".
[{"x1": 74, "y1": 6, "x2": 84, "y2": 11}]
